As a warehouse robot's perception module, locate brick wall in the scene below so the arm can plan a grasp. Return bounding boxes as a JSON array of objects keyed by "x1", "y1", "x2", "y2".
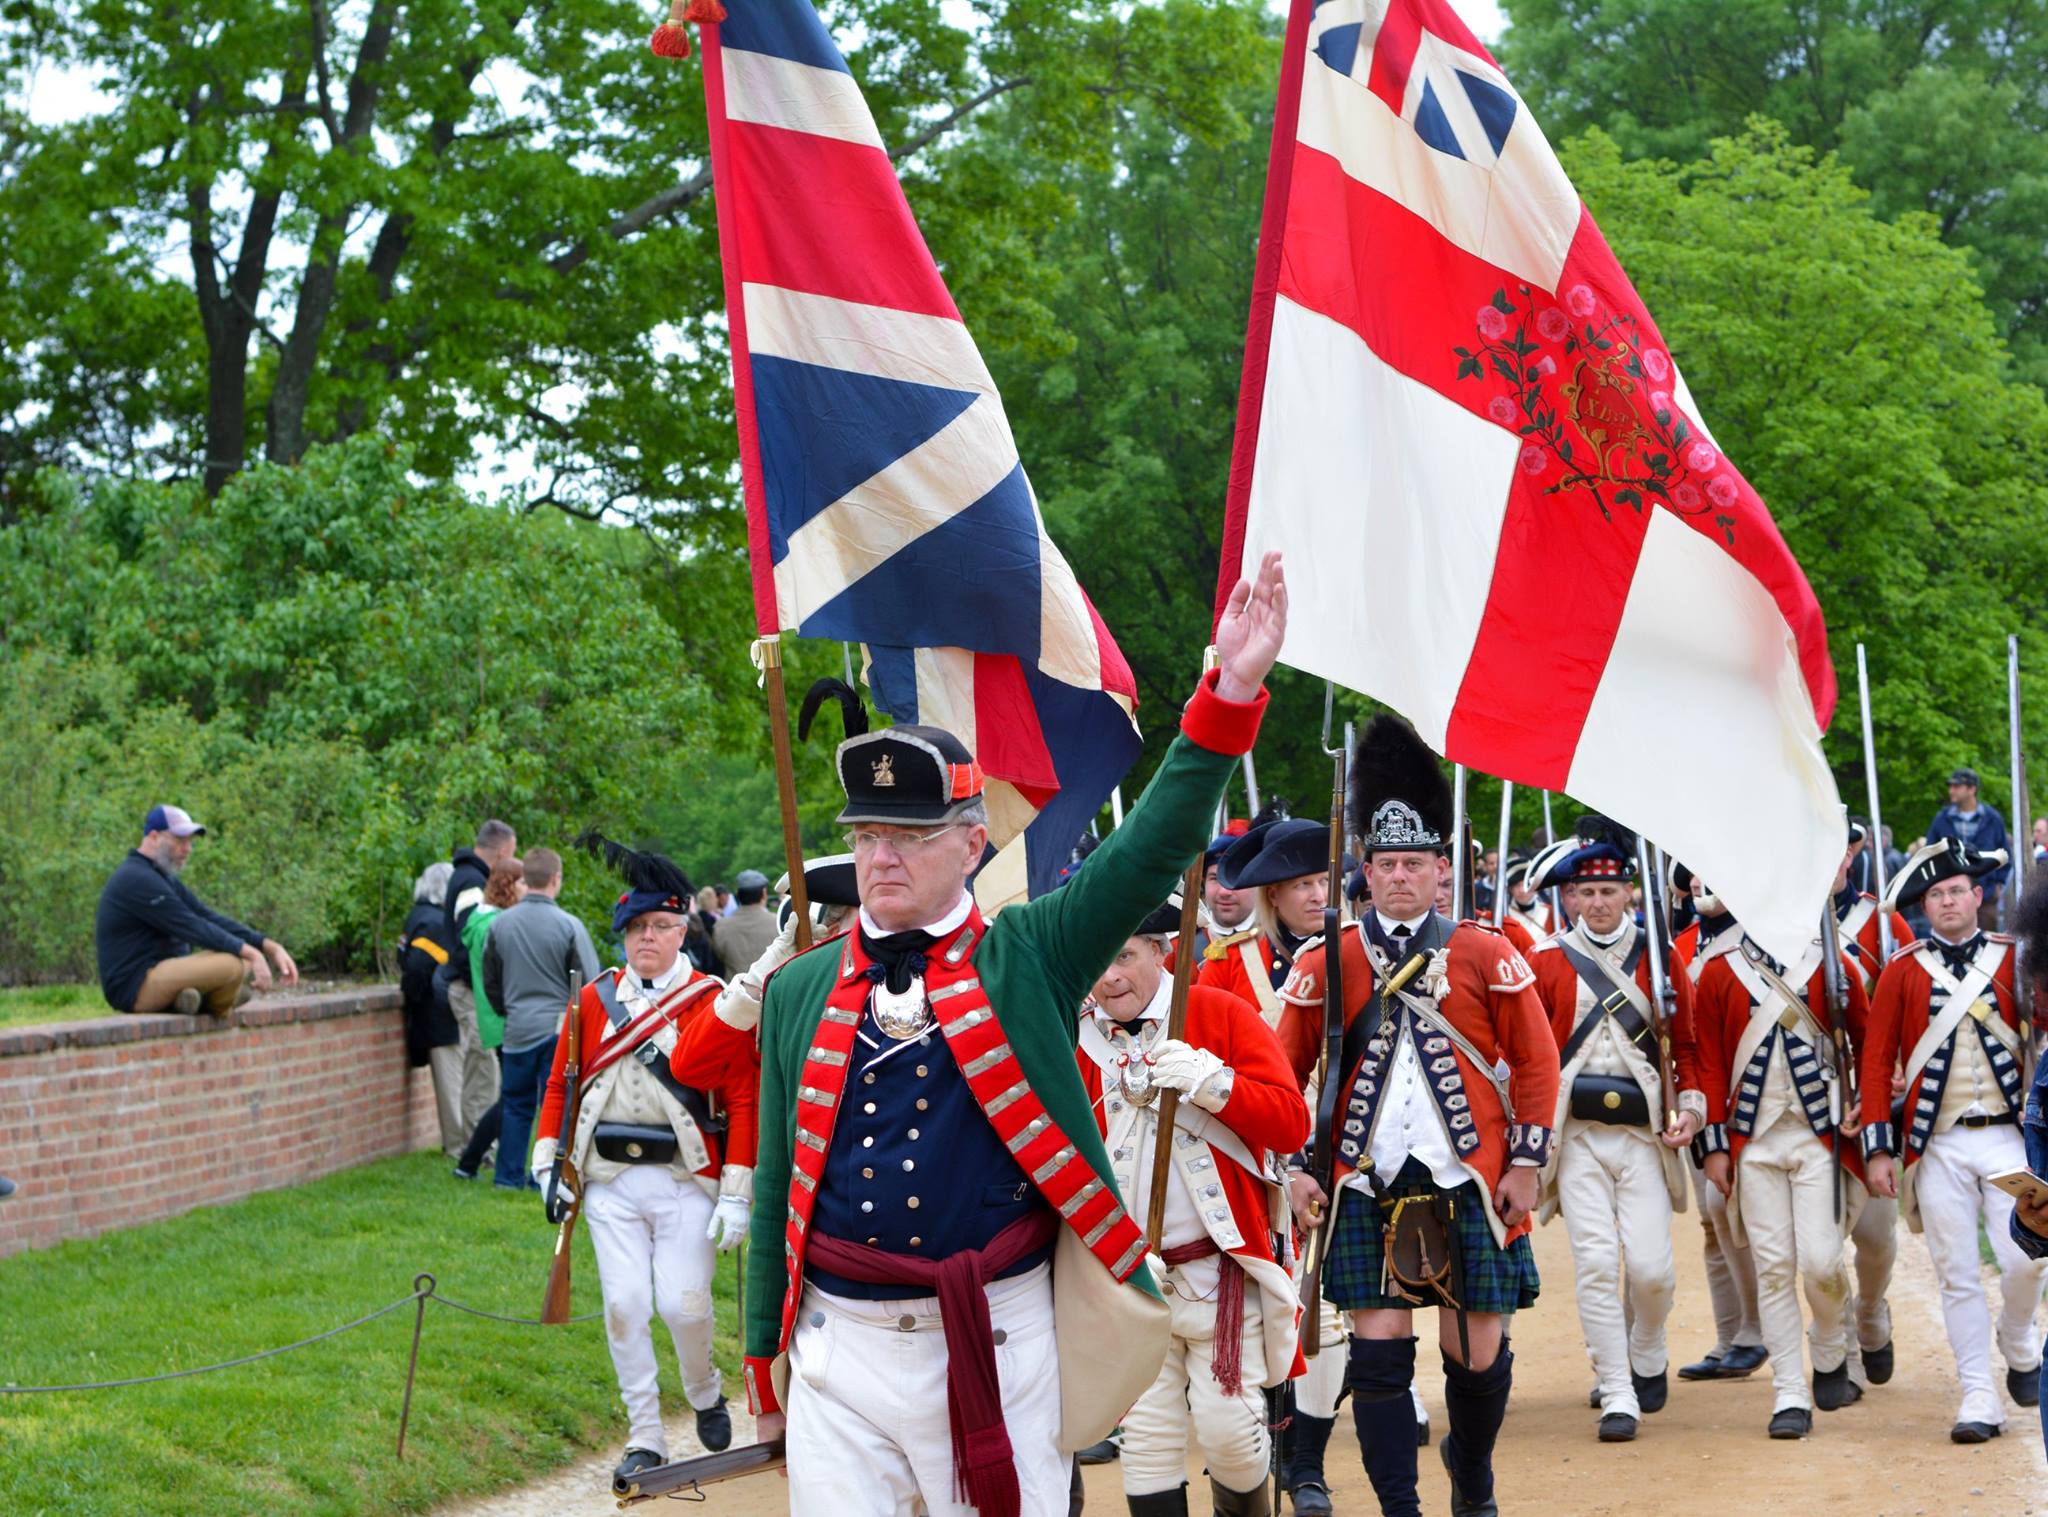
[{"x1": 0, "y1": 987, "x2": 442, "y2": 1257}]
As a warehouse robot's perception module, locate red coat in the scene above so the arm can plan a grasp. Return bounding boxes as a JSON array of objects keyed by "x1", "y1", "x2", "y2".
[
  {"x1": 1276, "y1": 921, "x2": 1560, "y2": 1243},
  {"x1": 1835, "y1": 892, "x2": 1913, "y2": 992},
  {"x1": 1528, "y1": 926, "x2": 1701, "y2": 1101},
  {"x1": 1693, "y1": 948, "x2": 1868, "y2": 1175},
  {"x1": 1076, "y1": 984, "x2": 1310, "y2": 1384},
  {"x1": 1196, "y1": 929, "x2": 1289, "y2": 1023},
  {"x1": 1858, "y1": 936, "x2": 2022, "y2": 1166},
  {"x1": 537, "y1": 966, "x2": 757, "y2": 1174}
]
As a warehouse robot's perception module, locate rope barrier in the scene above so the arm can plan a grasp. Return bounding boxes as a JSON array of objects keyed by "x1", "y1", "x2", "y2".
[{"x1": 0, "y1": 1270, "x2": 603, "y2": 1454}]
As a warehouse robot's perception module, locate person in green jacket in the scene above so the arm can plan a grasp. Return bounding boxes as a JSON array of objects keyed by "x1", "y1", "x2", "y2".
[
  {"x1": 741, "y1": 553, "x2": 1288, "y2": 1517},
  {"x1": 452, "y1": 858, "x2": 524, "y2": 1180}
]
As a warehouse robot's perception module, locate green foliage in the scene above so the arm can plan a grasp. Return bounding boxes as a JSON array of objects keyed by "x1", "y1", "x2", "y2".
[
  {"x1": 0, "y1": 1150, "x2": 742, "y2": 1517},
  {"x1": 1497, "y1": 0, "x2": 2048, "y2": 382},
  {"x1": 0, "y1": 437, "x2": 712, "y2": 981}
]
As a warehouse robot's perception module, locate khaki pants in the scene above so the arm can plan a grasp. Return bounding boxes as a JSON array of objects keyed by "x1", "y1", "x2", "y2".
[
  {"x1": 132, "y1": 952, "x2": 247, "y2": 1015},
  {"x1": 1122, "y1": 1260, "x2": 1272, "y2": 1497},
  {"x1": 427, "y1": 1043, "x2": 468, "y2": 1156},
  {"x1": 446, "y1": 980, "x2": 500, "y2": 1142}
]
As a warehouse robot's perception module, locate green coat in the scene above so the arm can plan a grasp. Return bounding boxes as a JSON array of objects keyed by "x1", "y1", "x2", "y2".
[{"x1": 745, "y1": 680, "x2": 1262, "y2": 1380}]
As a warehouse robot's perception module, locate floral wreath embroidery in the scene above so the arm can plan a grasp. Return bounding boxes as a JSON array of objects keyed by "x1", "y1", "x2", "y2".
[{"x1": 1454, "y1": 282, "x2": 1739, "y2": 546}]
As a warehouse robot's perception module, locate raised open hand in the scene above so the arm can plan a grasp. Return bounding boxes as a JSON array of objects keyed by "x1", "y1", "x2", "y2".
[{"x1": 1214, "y1": 550, "x2": 1287, "y2": 703}]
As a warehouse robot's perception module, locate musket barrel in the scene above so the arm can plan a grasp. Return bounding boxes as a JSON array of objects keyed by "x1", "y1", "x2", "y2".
[{"x1": 1856, "y1": 644, "x2": 1893, "y2": 957}]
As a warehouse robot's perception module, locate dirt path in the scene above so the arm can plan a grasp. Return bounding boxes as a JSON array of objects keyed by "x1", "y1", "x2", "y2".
[{"x1": 444, "y1": 1213, "x2": 2047, "y2": 1515}]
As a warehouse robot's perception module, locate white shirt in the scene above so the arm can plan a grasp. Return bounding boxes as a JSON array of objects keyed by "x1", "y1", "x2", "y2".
[
  {"x1": 858, "y1": 892, "x2": 974, "y2": 944},
  {"x1": 1348, "y1": 909, "x2": 1475, "y2": 1194},
  {"x1": 611, "y1": 952, "x2": 692, "y2": 1028}
]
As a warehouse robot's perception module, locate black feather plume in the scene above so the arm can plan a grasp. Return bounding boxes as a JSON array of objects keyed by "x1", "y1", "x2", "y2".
[
  {"x1": 1570, "y1": 813, "x2": 1638, "y2": 854},
  {"x1": 1347, "y1": 714, "x2": 1454, "y2": 844},
  {"x1": 2018, "y1": 887, "x2": 2048, "y2": 994},
  {"x1": 573, "y1": 830, "x2": 694, "y2": 901},
  {"x1": 798, "y1": 677, "x2": 869, "y2": 744},
  {"x1": 1249, "y1": 798, "x2": 1292, "y2": 828}
]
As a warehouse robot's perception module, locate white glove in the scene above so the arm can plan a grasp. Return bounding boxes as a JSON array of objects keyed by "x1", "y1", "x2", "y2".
[
  {"x1": 1149, "y1": 1039, "x2": 1234, "y2": 1113},
  {"x1": 706, "y1": 1193, "x2": 752, "y2": 1251},
  {"x1": 714, "y1": 915, "x2": 804, "y2": 1032}
]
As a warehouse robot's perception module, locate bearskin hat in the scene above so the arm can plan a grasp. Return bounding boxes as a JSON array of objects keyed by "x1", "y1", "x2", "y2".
[{"x1": 1347, "y1": 713, "x2": 1454, "y2": 853}]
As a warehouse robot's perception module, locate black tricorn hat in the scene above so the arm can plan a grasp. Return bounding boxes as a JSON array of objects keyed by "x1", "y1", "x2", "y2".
[
  {"x1": 1883, "y1": 837, "x2": 2005, "y2": 912},
  {"x1": 1135, "y1": 893, "x2": 1186, "y2": 939},
  {"x1": 835, "y1": 725, "x2": 985, "y2": 827},
  {"x1": 1219, "y1": 817, "x2": 1329, "y2": 889},
  {"x1": 1348, "y1": 714, "x2": 1453, "y2": 854}
]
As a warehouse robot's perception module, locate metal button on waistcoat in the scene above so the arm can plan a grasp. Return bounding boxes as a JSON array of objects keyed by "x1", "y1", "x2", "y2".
[
  {"x1": 864, "y1": 1072, "x2": 876, "y2": 1084},
  {"x1": 863, "y1": 1136, "x2": 874, "y2": 1147},
  {"x1": 910, "y1": 1237, "x2": 922, "y2": 1247},
  {"x1": 909, "y1": 1128, "x2": 920, "y2": 1139},
  {"x1": 916, "y1": 1065, "x2": 929, "y2": 1078},
  {"x1": 991, "y1": 1329, "x2": 1008, "y2": 1346},
  {"x1": 864, "y1": 1102, "x2": 877, "y2": 1114},
  {"x1": 903, "y1": 1159, "x2": 915, "y2": 1172},
  {"x1": 809, "y1": 1311, "x2": 825, "y2": 1328},
  {"x1": 861, "y1": 1200, "x2": 874, "y2": 1213},
  {"x1": 916, "y1": 1099, "x2": 929, "y2": 1111},
  {"x1": 862, "y1": 1167, "x2": 874, "y2": 1179},
  {"x1": 897, "y1": 1315, "x2": 916, "y2": 1331},
  {"x1": 907, "y1": 1196, "x2": 920, "y2": 1209}
]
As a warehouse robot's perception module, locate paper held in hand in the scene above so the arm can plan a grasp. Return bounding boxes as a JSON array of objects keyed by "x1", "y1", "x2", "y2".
[{"x1": 1990, "y1": 1168, "x2": 2048, "y2": 1210}]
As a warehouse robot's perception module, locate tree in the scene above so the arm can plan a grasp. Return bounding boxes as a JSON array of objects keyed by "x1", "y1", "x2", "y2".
[
  {"x1": 0, "y1": 437, "x2": 715, "y2": 977},
  {"x1": 0, "y1": 0, "x2": 1283, "y2": 515},
  {"x1": 1497, "y1": 0, "x2": 2048, "y2": 382}
]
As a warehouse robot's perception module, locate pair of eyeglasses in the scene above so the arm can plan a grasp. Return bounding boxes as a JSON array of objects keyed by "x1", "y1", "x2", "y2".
[{"x1": 844, "y1": 824, "x2": 963, "y2": 856}]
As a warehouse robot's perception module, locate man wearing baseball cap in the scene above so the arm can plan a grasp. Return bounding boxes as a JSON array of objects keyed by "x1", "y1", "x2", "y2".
[
  {"x1": 712, "y1": 866, "x2": 777, "y2": 978},
  {"x1": 94, "y1": 804, "x2": 299, "y2": 1015},
  {"x1": 1928, "y1": 768, "x2": 2013, "y2": 931}
]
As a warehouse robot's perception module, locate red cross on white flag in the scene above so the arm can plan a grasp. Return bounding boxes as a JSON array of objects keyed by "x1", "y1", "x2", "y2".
[{"x1": 1220, "y1": 0, "x2": 1843, "y2": 961}]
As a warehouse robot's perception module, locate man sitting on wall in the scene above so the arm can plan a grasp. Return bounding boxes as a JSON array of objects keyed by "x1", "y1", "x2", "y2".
[{"x1": 94, "y1": 804, "x2": 299, "y2": 1016}]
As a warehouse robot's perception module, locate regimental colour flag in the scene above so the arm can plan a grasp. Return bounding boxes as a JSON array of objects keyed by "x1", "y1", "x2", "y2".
[
  {"x1": 1220, "y1": 0, "x2": 1842, "y2": 961},
  {"x1": 695, "y1": 0, "x2": 1142, "y2": 897}
]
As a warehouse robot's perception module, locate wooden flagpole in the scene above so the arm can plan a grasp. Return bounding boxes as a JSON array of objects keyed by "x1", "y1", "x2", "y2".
[{"x1": 756, "y1": 635, "x2": 814, "y2": 952}]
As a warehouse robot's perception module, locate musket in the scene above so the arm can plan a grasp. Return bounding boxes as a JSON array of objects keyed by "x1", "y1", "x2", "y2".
[
  {"x1": 1452, "y1": 764, "x2": 1471, "y2": 921},
  {"x1": 1302, "y1": 695, "x2": 1350, "y2": 1357},
  {"x1": 1541, "y1": 791, "x2": 1565, "y2": 930},
  {"x1": 2009, "y1": 634, "x2": 2034, "y2": 1085},
  {"x1": 1635, "y1": 837, "x2": 1682, "y2": 1135},
  {"x1": 1493, "y1": 782, "x2": 1514, "y2": 927},
  {"x1": 614, "y1": 1438, "x2": 786, "y2": 1504},
  {"x1": 541, "y1": 968, "x2": 586, "y2": 1325},
  {"x1": 1855, "y1": 645, "x2": 1895, "y2": 961},
  {"x1": 1818, "y1": 903, "x2": 1856, "y2": 1226}
]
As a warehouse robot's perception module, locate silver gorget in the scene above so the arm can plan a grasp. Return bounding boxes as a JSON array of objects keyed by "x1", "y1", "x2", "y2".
[{"x1": 872, "y1": 975, "x2": 935, "y2": 1040}]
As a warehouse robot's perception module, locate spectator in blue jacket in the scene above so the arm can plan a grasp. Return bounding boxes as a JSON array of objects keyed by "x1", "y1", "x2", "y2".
[
  {"x1": 1928, "y1": 768, "x2": 2012, "y2": 929},
  {"x1": 94, "y1": 804, "x2": 299, "y2": 1015}
]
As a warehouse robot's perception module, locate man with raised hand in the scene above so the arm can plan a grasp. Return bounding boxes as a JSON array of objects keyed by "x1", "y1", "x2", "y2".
[{"x1": 742, "y1": 554, "x2": 1285, "y2": 1517}]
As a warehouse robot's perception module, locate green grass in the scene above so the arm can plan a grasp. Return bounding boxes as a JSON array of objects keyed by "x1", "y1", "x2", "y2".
[
  {"x1": 0, "y1": 1150, "x2": 744, "y2": 1516},
  {"x1": 0, "y1": 982, "x2": 107, "y2": 1028}
]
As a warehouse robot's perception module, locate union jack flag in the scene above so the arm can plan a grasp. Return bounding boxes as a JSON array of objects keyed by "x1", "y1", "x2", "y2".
[{"x1": 698, "y1": 0, "x2": 1141, "y2": 897}]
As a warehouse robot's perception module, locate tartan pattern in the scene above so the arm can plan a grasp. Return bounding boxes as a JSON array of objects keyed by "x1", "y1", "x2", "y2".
[{"x1": 1325, "y1": 1161, "x2": 1539, "y2": 1314}]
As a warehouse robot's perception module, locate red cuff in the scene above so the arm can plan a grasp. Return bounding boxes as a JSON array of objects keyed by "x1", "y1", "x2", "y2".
[
  {"x1": 1179, "y1": 668, "x2": 1268, "y2": 756},
  {"x1": 744, "y1": 1355, "x2": 780, "y2": 1416}
]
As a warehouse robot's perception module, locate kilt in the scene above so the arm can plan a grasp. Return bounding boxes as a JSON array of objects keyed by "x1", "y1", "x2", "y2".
[{"x1": 1325, "y1": 1160, "x2": 1539, "y2": 1314}]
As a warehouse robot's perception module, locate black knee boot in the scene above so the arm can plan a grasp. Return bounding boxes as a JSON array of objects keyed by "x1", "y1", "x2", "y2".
[
  {"x1": 1127, "y1": 1483, "x2": 1189, "y2": 1516},
  {"x1": 1441, "y1": 1347, "x2": 1513, "y2": 1517},
  {"x1": 1346, "y1": 1337, "x2": 1422, "y2": 1517},
  {"x1": 1280, "y1": 1409, "x2": 1335, "y2": 1516}
]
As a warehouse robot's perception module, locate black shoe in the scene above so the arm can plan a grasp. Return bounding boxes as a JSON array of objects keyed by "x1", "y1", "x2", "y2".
[
  {"x1": 694, "y1": 1397, "x2": 732, "y2": 1452},
  {"x1": 1598, "y1": 1413, "x2": 1638, "y2": 1443},
  {"x1": 451, "y1": 1165, "x2": 477, "y2": 1181},
  {"x1": 1813, "y1": 1364, "x2": 1862, "y2": 1412},
  {"x1": 1587, "y1": 1385, "x2": 1601, "y2": 1408},
  {"x1": 1677, "y1": 1349, "x2": 1728, "y2": 1381},
  {"x1": 2009, "y1": 1366, "x2": 2041, "y2": 1408},
  {"x1": 612, "y1": 1447, "x2": 665, "y2": 1490},
  {"x1": 1718, "y1": 1343, "x2": 1768, "y2": 1377},
  {"x1": 1863, "y1": 1341, "x2": 1894, "y2": 1386},
  {"x1": 1287, "y1": 1480, "x2": 1333, "y2": 1517},
  {"x1": 1950, "y1": 1420, "x2": 2002, "y2": 1444},
  {"x1": 1415, "y1": 1409, "x2": 1430, "y2": 1448},
  {"x1": 1077, "y1": 1436, "x2": 1121, "y2": 1465},
  {"x1": 1768, "y1": 1407, "x2": 1812, "y2": 1439},
  {"x1": 1438, "y1": 1435, "x2": 1499, "y2": 1517},
  {"x1": 1632, "y1": 1369, "x2": 1669, "y2": 1414},
  {"x1": 1210, "y1": 1476, "x2": 1272, "y2": 1517}
]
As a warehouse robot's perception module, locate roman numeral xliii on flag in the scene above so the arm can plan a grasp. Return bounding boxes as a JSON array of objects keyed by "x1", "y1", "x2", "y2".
[
  {"x1": 1220, "y1": 0, "x2": 1843, "y2": 962},
  {"x1": 694, "y1": 0, "x2": 1142, "y2": 897}
]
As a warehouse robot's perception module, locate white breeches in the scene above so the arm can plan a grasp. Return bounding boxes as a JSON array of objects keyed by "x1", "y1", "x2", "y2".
[
  {"x1": 1557, "y1": 1122, "x2": 1675, "y2": 1416},
  {"x1": 1913, "y1": 1124, "x2": 2048, "y2": 1426},
  {"x1": 1737, "y1": 1118, "x2": 1850, "y2": 1411},
  {"x1": 585, "y1": 1166, "x2": 722, "y2": 1454},
  {"x1": 785, "y1": 1263, "x2": 1067, "y2": 1516},
  {"x1": 1122, "y1": 1265, "x2": 1273, "y2": 1496}
]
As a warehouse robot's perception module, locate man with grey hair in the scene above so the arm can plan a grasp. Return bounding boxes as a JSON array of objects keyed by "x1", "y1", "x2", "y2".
[{"x1": 445, "y1": 818, "x2": 517, "y2": 1141}]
